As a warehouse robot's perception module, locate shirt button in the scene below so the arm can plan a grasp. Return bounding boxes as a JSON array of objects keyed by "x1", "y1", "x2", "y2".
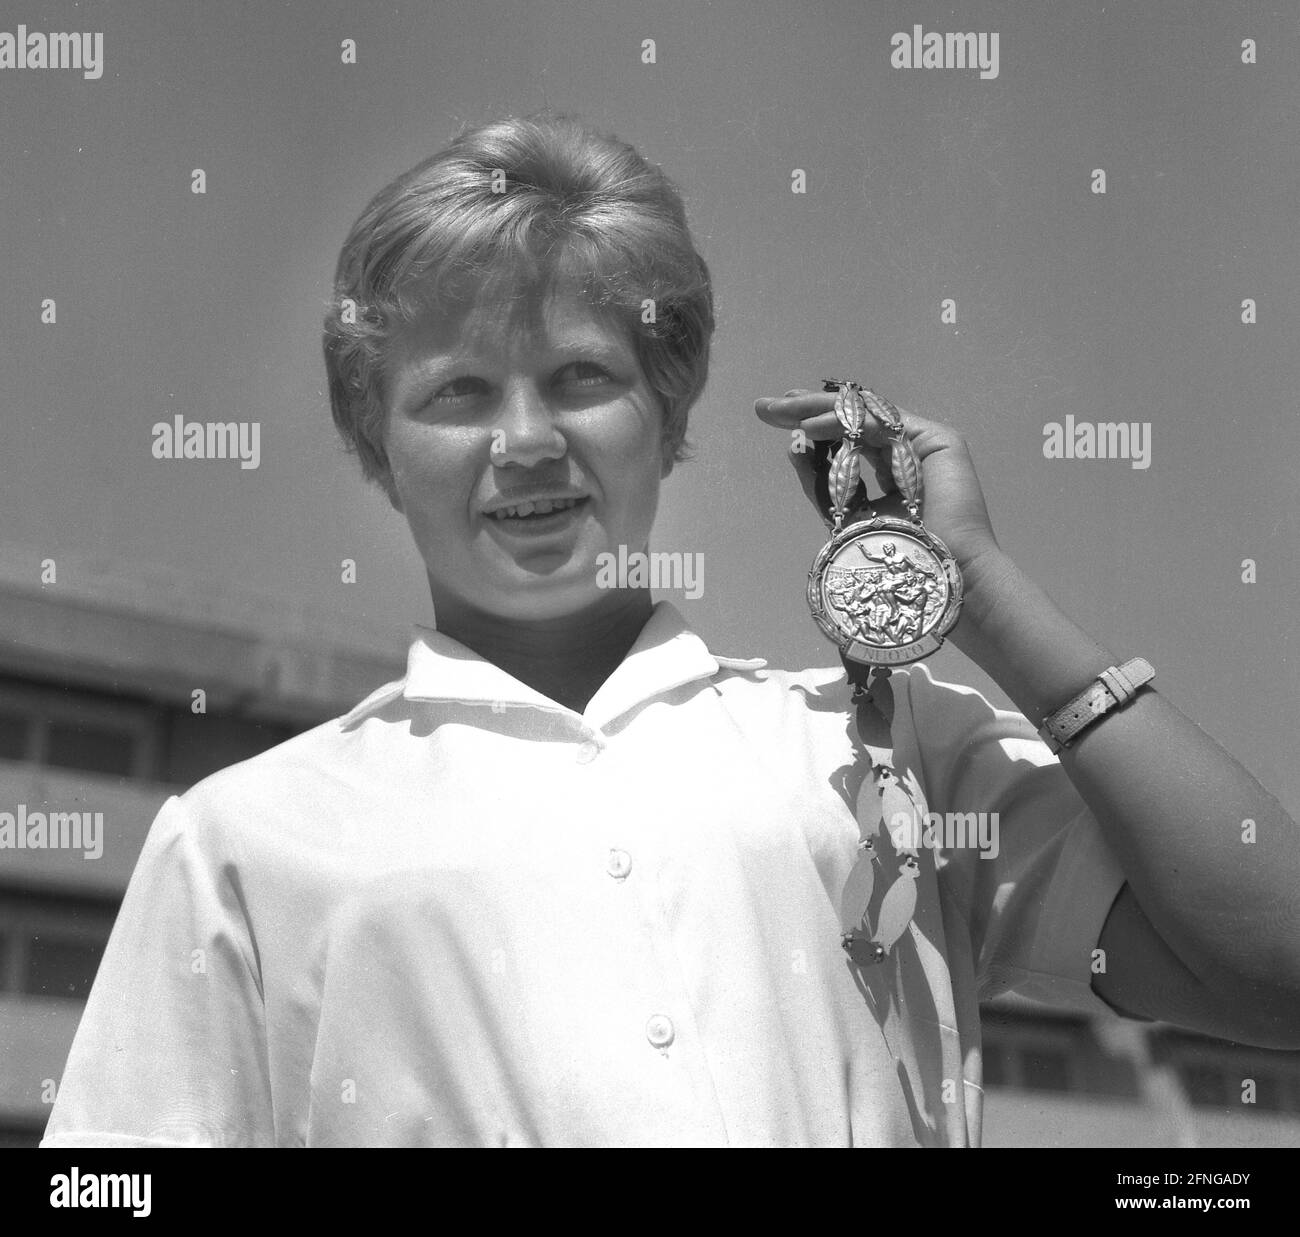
[
  {"x1": 645, "y1": 1014, "x2": 675, "y2": 1049},
  {"x1": 575, "y1": 739, "x2": 600, "y2": 764},
  {"x1": 606, "y1": 848, "x2": 632, "y2": 880}
]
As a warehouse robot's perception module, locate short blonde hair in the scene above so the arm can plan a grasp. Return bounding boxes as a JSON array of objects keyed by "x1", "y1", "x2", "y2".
[{"x1": 323, "y1": 111, "x2": 715, "y2": 485}]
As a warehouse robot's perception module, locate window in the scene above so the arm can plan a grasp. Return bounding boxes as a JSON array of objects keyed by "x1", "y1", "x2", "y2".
[
  {"x1": 1180, "y1": 1063, "x2": 1230, "y2": 1108},
  {"x1": 0, "y1": 673, "x2": 310, "y2": 788},
  {"x1": 0, "y1": 890, "x2": 117, "y2": 1000},
  {"x1": 1152, "y1": 1030, "x2": 1300, "y2": 1115},
  {"x1": 25, "y1": 935, "x2": 105, "y2": 1000},
  {"x1": 0, "y1": 680, "x2": 153, "y2": 780},
  {"x1": 45, "y1": 720, "x2": 137, "y2": 778},
  {"x1": 161, "y1": 711, "x2": 298, "y2": 787},
  {"x1": 1019, "y1": 1046, "x2": 1072, "y2": 1093},
  {"x1": 0, "y1": 708, "x2": 30, "y2": 760},
  {"x1": 980, "y1": 1007, "x2": 1090, "y2": 1094},
  {"x1": 0, "y1": 1122, "x2": 44, "y2": 1149},
  {"x1": 982, "y1": 1042, "x2": 1009, "y2": 1088}
]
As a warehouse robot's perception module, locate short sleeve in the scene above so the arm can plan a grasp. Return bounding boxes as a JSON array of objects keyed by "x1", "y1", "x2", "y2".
[
  {"x1": 40, "y1": 795, "x2": 274, "y2": 1147},
  {"x1": 898, "y1": 664, "x2": 1128, "y2": 1016}
]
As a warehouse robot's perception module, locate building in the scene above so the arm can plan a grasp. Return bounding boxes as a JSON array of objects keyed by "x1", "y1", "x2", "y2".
[
  {"x1": 0, "y1": 544, "x2": 406, "y2": 1146},
  {"x1": 1, "y1": 544, "x2": 1297, "y2": 1147}
]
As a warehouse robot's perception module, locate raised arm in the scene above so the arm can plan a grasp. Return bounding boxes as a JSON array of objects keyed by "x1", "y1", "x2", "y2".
[{"x1": 757, "y1": 388, "x2": 1300, "y2": 1048}]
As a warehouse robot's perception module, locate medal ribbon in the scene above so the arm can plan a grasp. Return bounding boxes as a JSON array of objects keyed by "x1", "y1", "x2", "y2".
[
  {"x1": 843, "y1": 656, "x2": 976, "y2": 1145},
  {"x1": 838, "y1": 660, "x2": 926, "y2": 965}
]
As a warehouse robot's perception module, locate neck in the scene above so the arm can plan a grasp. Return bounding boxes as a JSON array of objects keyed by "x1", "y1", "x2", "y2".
[{"x1": 427, "y1": 581, "x2": 655, "y2": 715}]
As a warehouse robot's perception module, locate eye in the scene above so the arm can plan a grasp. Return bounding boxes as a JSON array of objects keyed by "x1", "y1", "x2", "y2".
[
  {"x1": 559, "y1": 361, "x2": 612, "y2": 386},
  {"x1": 426, "y1": 375, "x2": 487, "y2": 406}
]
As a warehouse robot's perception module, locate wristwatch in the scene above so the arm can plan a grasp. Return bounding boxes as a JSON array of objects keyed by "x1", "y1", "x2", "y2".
[{"x1": 1038, "y1": 657, "x2": 1155, "y2": 753}]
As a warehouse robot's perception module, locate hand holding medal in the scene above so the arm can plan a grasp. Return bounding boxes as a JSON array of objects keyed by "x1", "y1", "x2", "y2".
[
  {"x1": 755, "y1": 381, "x2": 1003, "y2": 669},
  {"x1": 808, "y1": 381, "x2": 963, "y2": 668}
]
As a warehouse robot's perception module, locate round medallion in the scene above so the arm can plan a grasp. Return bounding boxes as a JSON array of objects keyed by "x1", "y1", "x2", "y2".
[{"x1": 808, "y1": 517, "x2": 963, "y2": 667}]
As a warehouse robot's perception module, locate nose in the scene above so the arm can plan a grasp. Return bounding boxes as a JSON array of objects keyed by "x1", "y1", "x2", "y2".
[{"x1": 490, "y1": 382, "x2": 567, "y2": 468}]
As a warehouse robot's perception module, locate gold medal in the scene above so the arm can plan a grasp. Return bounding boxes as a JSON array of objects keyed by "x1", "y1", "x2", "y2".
[{"x1": 806, "y1": 381, "x2": 963, "y2": 668}]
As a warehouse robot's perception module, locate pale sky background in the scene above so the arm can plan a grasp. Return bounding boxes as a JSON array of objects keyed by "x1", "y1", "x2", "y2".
[{"x1": 2, "y1": 0, "x2": 1297, "y2": 811}]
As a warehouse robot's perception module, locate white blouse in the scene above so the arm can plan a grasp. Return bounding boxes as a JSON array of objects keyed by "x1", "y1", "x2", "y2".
[{"x1": 42, "y1": 601, "x2": 1125, "y2": 1147}]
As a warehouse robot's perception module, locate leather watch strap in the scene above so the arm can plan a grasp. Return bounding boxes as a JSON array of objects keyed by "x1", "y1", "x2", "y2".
[{"x1": 1038, "y1": 656, "x2": 1155, "y2": 753}]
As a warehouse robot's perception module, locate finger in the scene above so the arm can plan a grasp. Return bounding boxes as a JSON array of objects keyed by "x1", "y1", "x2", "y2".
[
  {"x1": 757, "y1": 390, "x2": 922, "y2": 450},
  {"x1": 757, "y1": 387, "x2": 941, "y2": 433},
  {"x1": 763, "y1": 408, "x2": 899, "y2": 450},
  {"x1": 881, "y1": 402, "x2": 946, "y2": 445},
  {"x1": 755, "y1": 390, "x2": 834, "y2": 427},
  {"x1": 774, "y1": 388, "x2": 947, "y2": 444}
]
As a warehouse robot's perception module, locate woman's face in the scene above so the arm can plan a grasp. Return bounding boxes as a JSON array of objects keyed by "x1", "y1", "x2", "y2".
[{"x1": 381, "y1": 289, "x2": 668, "y2": 622}]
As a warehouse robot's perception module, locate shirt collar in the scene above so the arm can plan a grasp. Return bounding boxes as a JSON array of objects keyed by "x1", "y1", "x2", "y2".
[{"x1": 343, "y1": 600, "x2": 766, "y2": 732}]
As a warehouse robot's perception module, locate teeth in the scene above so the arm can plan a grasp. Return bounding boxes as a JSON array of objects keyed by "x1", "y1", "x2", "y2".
[{"x1": 489, "y1": 497, "x2": 582, "y2": 520}]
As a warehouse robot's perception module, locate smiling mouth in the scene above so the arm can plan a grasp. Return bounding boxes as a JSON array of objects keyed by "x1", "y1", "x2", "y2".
[{"x1": 484, "y1": 496, "x2": 591, "y2": 528}]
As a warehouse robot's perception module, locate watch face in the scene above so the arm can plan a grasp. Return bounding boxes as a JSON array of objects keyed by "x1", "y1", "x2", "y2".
[{"x1": 808, "y1": 517, "x2": 963, "y2": 666}]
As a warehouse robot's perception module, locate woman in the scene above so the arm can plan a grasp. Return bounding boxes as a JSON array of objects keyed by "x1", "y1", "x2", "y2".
[{"x1": 42, "y1": 111, "x2": 1300, "y2": 1148}]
